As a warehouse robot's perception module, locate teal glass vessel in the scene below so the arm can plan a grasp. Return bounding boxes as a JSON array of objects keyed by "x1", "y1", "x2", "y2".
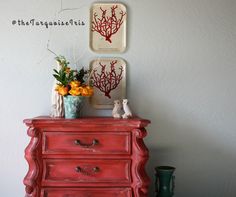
[
  {"x1": 155, "y1": 166, "x2": 175, "y2": 197},
  {"x1": 63, "y1": 95, "x2": 84, "y2": 119}
]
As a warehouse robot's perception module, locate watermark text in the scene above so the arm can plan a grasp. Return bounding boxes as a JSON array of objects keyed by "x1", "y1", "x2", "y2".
[{"x1": 12, "y1": 19, "x2": 85, "y2": 28}]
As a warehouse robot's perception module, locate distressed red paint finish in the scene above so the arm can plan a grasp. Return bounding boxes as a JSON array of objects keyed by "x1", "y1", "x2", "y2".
[
  {"x1": 23, "y1": 117, "x2": 150, "y2": 197},
  {"x1": 92, "y1": 60, "x2": 123, "y2": 98},
  {"x1": 91, "y1": 5, "x2": 126, "y2": 43}
]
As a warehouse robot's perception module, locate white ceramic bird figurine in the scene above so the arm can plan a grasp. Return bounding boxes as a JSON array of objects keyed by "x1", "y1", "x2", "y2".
[
  {"x1": 122, "y1": 99, "x2": 132, "y2": 119},
  {"x1": 112, "y1": 100, "x2": 123, "y2": 118}
]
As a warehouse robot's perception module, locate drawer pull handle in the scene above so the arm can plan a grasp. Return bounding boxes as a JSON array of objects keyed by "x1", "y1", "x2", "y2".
[
  {"x1": 93, "y1": 167, "x2": 100, "y2": 172},
  {"x1": 75, "y1": 166, "x2": 81, "y2": 172},
  {"x1": 74, "y1": 139, "x2": 99, "y2": 148},
  {"x1": 75, "y1": 166, "x2": 100, "y2": 174}
]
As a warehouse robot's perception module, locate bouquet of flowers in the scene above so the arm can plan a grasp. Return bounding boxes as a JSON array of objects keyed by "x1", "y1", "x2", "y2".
[{"x1": 53, "y1": 56, "x2": 93, "y2": 97}]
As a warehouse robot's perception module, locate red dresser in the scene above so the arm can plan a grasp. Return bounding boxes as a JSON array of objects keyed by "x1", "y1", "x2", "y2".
[{"x1": 23, "y1": 117, "x2": 150, "y2": 197}]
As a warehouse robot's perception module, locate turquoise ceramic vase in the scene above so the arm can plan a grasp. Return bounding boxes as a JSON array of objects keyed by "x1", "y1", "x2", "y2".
[
  {"x1": 63, "y1": 95, "x2": 84, "y2": 119},
  {"x1": 155, "y1": 166, "x2": 175, "y2": 197}
]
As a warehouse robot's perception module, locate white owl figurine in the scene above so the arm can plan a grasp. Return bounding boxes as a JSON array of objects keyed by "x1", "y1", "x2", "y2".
[
  {"x1": 122, "y1": 99, "x2": 132, "y2": 119},
  {"x1": 112, "y1": 100, "x2": 122, "y2": 118}
]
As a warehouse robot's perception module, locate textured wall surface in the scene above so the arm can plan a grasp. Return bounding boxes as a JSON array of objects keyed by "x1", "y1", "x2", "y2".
[{"x1": 0, "y1": 0, "x2": 236, "y2": 196}]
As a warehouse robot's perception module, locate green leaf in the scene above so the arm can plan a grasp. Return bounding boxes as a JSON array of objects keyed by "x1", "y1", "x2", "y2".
[
  {"x1": 53, "y1": 74, "x2": 62, "y2": 83},
  {"x1": 53, "y1": 69, "x2": 59, "y2": 74},
  {"x1": 76, "y1": 67, "x2": 86, "y2": 83}
]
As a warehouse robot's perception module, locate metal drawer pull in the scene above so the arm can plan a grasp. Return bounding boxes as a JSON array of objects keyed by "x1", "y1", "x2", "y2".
[
  {"x1": 75, "y1": 166, "x2": 100, "y2": 173},
  {"x1": 93, "y1": 166, "x2": 100, "y2": 172},
  {"x1": 74, "y1": 139, "x2": 99, "y2": 147},
  {"x1": 75, "y1": 166, "x2": 81, "y2": 172}
]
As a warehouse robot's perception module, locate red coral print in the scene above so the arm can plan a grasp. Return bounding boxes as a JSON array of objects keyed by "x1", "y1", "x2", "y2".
[
  {"x1": 91, "y1": 5, "x2": 126, "y2": 43},
  {"x1": 92, "y1": 60, "x2": 123, "y2": 99}
]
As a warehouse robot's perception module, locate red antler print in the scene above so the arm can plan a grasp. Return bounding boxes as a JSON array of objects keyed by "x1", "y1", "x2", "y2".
[
  {"x1": 91, "y1": 5, "x2": 126, "y2": 43},
  {"x1": 92, "y1": 60, "x2": 123, "y2": 98}
]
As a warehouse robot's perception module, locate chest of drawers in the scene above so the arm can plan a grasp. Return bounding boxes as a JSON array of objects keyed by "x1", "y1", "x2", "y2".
[{"x1": 23, "y1": 117, "x2": 150, "y2": 197}]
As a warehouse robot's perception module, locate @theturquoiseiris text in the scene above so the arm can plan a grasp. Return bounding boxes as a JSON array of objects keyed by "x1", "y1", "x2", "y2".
[{"x1": 12, "y1": 19, "x2": 85, "y2": 28}]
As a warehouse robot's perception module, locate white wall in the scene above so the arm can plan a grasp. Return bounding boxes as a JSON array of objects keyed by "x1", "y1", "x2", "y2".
[{"x1": 0, "y1": 0, "x2": 236, "y2": 196}]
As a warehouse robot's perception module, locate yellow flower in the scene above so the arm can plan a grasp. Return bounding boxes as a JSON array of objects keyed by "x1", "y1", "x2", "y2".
[
  {"x1": 57, "y1": 86, "x2": 68, "y2": 96},
  {"x1": 69, "y1": 87, "x2": 80, "y2": 96},
  {"x1": 67, "y1": 85, "x2": 93, "y2": 97},
  {"x1": 55, "y1": 85, "x2": 60, "y2": 91},
  {"x1": 70, "y1": 80, "x2": 80, "y2": 89}
]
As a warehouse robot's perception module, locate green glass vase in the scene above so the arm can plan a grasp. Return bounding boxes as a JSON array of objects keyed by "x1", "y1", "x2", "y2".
[
  {"x1": 155, "y1": 166, "x2": 175, "y2": 197},
  {"x1": 63, "y1": 95, "x2": 84, "y2": 119}
]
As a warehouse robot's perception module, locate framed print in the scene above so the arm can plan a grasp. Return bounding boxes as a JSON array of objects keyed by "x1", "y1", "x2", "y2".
[
  {"x1": 90, "y1": 3, "x2": 127, "y2": 53},
  {"x1": 90, "y1": 58, "x2": 126, "y2": 109}
]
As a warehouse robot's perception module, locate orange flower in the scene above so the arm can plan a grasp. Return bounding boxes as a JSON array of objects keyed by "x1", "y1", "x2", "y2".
[
  {"x1": 78, "y1": 87, "x2": 84, "y2": 95},
  {"x1": 70, "y1": 80, "x2": 80, "y2": 89},
  {"x1": 81, "y1": 87, "x2": 89, "y2": 96},
  {"x1": 81, "y1": 86, "x2": 93, "y2": 97},
  {"x1": 57, "y1": 86, "x2": 68, "y2": 96},
  {"x1": 86, "y1": 86, "x2": 94, "y2": 96}
]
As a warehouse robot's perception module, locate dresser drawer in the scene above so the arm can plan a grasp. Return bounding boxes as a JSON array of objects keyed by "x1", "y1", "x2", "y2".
[
  {"x1": 41, "y1": 188, "x2": 132, "y2": 197},
  {"x1": 42, "y1": 159, "x2": 131, "y2": 184},
  {"x1": 42, "y1": 132, "x2": 131, "y2": 155}
]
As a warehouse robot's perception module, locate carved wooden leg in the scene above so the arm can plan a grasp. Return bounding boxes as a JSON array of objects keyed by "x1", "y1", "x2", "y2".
[
  {"x1": 23, "y1": 127, "x2": 41, "y2": 197},
  {"x1": 132, "y1": 129, "x2": 150, "y2": 197}
]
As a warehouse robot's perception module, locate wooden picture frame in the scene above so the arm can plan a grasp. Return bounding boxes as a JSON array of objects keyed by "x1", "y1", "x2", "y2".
[
  {"x1": 90, "y1": 58, "x2": 126, "y2": 109},
  {"x1": 90, "y1": 3, "x2": 127, "y2": 53}
]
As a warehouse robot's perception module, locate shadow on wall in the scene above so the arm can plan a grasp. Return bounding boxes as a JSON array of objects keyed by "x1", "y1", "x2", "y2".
[
  {"x1": 134, "y1": 98, "x2": 236, "y2": 197},
  {"x1": 146, "y1": 125, "x2": 236, "y2": 197}
]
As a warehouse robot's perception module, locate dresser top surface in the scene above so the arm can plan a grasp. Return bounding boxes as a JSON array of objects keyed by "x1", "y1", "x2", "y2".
[{"x1": 24, "y1": 116, "x2": 151, "y2": 128}]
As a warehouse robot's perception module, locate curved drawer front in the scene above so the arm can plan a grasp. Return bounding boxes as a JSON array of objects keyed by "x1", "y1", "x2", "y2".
[
  {"x1": 42, "y1": 132, "x2": 131, "y2": 155},
  {"x1": 41, "y1": 188, "x2": 132, "y2": 197},
  {"x1": 42, "y1": 159, "x2": 131, "y2": 184}
]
